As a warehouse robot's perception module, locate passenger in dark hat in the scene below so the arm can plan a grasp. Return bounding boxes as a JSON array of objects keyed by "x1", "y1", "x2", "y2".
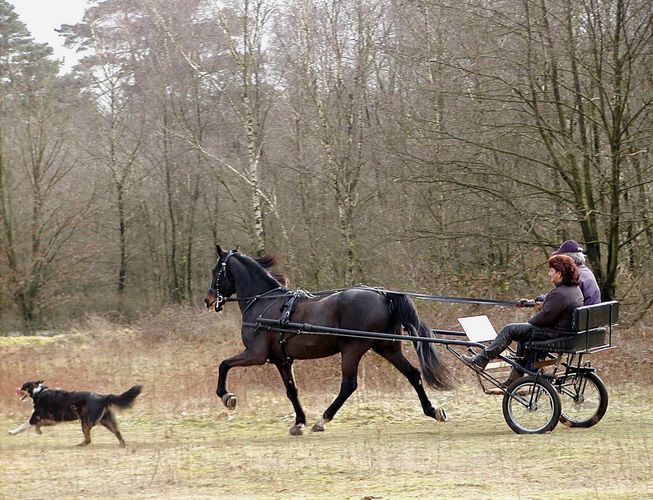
[{"x1": 550, "y1": 240, "x2": 600, "y2": 306}]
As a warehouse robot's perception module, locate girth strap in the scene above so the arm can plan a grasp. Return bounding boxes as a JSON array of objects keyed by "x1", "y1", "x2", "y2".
[
  {"x1": 278, "y1": 289, "x2": 312, "y2": 364},
  {"x1": 279, "y1": 289, "x2": 312, "y2": 326}
]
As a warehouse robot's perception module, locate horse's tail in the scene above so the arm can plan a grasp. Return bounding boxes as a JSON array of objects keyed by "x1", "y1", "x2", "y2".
[{"x1": 388, "y1": 294, "x2": 453, "y2": 390}]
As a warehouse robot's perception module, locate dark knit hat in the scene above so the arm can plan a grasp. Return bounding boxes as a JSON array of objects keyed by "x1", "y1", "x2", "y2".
[{"x1": 553, "y1": 240, "x2": 583, "y2": 254}]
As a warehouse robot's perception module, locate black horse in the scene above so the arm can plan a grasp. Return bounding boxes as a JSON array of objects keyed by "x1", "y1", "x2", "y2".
[{"x1": 204, "y1": 245, "x2": 452, "y2": 435}]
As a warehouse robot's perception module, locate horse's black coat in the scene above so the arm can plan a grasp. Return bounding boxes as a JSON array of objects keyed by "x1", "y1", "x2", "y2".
[
  {"x1": 204, "y1": 245, "x2": 453, "y2": 435},
  {"x1": 10, "y1": 381, "x2": 142, "y2": 446}
]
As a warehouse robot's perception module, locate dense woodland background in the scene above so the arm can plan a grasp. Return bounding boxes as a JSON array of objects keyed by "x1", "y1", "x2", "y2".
[{"x1": 1, "y1": 0, "x2": 652, "y2": 331}]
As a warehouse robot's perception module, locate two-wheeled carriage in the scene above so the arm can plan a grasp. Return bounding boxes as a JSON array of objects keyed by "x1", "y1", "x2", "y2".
[{"x1": 440, "y1": 300, "x2": 618, "y2": 433}]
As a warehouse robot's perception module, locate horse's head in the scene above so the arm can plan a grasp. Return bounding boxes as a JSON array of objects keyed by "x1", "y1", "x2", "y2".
[{"x1": 204, "y1": 244, "x2": 238, "y2": 312}]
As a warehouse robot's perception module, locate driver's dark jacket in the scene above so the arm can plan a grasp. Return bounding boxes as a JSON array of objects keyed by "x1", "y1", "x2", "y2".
[{"x1": 528, "y1": 284, "x2": 583, "y2": 334}]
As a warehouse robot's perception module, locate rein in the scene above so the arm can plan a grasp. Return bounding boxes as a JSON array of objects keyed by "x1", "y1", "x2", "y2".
[
  {"x1": 236, "y1": 287, "x2": 288, "y2": 315},
  {"x1": 223, "y1": 288, "x2": 290, "y2": 304},
  {"x1": 222, "y1": 285, "x2": 518, "y2": 311},
  {"x1": 283, "y1": 286, "x2": 519, "y2": 307}
]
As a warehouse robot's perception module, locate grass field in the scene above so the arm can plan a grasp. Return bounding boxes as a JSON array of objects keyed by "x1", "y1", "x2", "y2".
[{"x1": 1, "y1": 309, "x2": 652, "y2": 499}]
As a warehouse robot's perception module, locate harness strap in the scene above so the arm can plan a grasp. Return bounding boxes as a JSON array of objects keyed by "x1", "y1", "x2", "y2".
[
  {"x1": 279, "y1": 331, "x2": 298, "y2": 366},
  {"x1": 280, "y1": 289, "x2": 311, "y2": 325},
  {"x1": 278, "y1": 289, "x2": 313, "y2": 364},
  {"x1": 241, "y1": 287, "x2": 286, "y2": 315}
]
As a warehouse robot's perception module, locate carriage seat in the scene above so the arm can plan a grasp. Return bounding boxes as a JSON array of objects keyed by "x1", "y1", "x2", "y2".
[{"x1": 527, "y1": 300, "x2": 619, "y2": 354}]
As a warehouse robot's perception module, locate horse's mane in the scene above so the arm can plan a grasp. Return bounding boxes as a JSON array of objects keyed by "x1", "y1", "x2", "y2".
[
  {"x1": 238, "y1": 253, "x2": 290, "y2": 288},
  {"x1": 255, "y1": 254, "x2": 278, "y2": 269}
]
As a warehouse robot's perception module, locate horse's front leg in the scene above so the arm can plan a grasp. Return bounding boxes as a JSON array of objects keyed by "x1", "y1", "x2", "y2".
[
  {"x1": 216, "y1": 349, "x2": 267, "y2": 410},
  {"x1": 312, "y1": 350, "x2": 364, "y2": 432},
  {"x1": 275, "y1": 361, "x2": 307, "y2": 436}
]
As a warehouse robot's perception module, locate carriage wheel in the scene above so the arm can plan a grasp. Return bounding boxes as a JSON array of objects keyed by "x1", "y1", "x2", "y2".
[
  {"x1": 502, "y1": 376, "x2": 561, "y2": 434},
  {"x1": 557, "y1": 372, "x2": 608, "y2": 428}
]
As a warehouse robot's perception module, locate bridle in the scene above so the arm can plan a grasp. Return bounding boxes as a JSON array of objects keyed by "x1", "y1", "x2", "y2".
[
  {"x1": 206, "y1": 249, "x2": 291, "y2": 314},
  {"x1": 209, "y1": 250, "x2": 237, "y2": 312}
]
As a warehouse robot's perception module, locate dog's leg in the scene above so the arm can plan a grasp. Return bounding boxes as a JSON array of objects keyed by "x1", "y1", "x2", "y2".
[
  {"x1": 79, "y1": 422, "x2": 92, "y2": 446},
  {"x1": 8, "y1": 420, "x2": 32, "y2": 435},
  {"x1": 101, "y1": 411, "x2": 126, "y2": 447}
]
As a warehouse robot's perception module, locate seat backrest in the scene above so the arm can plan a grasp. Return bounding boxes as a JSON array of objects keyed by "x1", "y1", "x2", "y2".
[{"x1": 572, "y1": 301, "x2": 619, "y2": 331}]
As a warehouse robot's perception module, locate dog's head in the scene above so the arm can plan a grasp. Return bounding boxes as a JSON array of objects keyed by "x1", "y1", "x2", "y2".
[{"x1": 16, "y1": 381, "x2": 47, "y2": 400}]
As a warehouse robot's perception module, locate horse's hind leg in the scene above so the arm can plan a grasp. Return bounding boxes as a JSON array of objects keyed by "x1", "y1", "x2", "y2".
[
  {"x1": 374, "y1": 343, "x2": 447, "y2": 422},
  {"x1": 275, "y1": 361, "x2": 307, "y2": 436},
  {"x1": 217, "y1": 348, "x2": 267, "y2": 410},
  {"x1": 312, "y1": 349, "x2": 365, "y2": 432}
]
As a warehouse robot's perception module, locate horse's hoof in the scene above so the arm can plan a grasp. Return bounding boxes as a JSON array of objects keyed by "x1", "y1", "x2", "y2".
[
  {"x1": 311, "y1": 418, "x2": 328, "y2": 432},
  {"x1": 289, "y1": 424, "x2": 304, "y2": 436},
  {"x1": 435, "y1": 407, "x2": 448, "y2": 422},
  {"x1": 222, "y1": 393, "x2": 237, "y2": 410}
]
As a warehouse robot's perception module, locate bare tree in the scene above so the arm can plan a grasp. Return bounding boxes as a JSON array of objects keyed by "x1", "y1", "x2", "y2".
[
  {"x1": 61, "y1": 2, "x2": 151, "y2": 312},
  {"x1": 409, "y1": 0, "x2": 653, "y2": 300},
  {"x1": 276, "y1": 0, "x2": 390, "y2": 284}
]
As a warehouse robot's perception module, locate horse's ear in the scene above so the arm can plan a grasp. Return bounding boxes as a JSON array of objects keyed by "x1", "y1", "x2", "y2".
[
  {"x1": 216, "y1": 244, "x2": 224, "y2": 257},
  {"x1": 234, "y1": 245, "x2": 240, "y2": 253}
]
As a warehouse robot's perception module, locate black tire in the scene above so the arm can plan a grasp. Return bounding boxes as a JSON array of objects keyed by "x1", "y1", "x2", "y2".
[
  {"x1": 502, "y1": 376, "x2": 561, "y2": 434},
  {"x1": 558, "y1": 371, "x2": 608, "y2": 428}
]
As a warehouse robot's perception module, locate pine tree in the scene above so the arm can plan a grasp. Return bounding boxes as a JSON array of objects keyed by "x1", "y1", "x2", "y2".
[
  {"x1": 0, "y1": 0, "x2": 57, "y2": 85},
  {"x1": 0, "y1": 0, "x2": 82, "y2": 330}
]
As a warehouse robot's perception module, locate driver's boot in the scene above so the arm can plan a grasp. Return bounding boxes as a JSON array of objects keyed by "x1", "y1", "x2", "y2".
[
  {"x1": 461, "y1": 351, "x2": 490, "y2": 370},
  {"x1": 461, "y1": 329, "x2": 513, "y2": 371}
]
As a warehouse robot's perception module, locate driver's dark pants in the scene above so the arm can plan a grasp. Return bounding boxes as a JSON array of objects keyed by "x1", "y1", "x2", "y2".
[
  {"x1": 484, "y1": 323, "x2": 566, "y2": 383},
  {"x1": 483, "y1": 323, "x2": 535, "y2": 359},
  {"x1": 485, "y1": 322, "x2": 566, "y2": 358},
  {"x1": 469, "y1": 323, "x2": 535, "y2": 383}
]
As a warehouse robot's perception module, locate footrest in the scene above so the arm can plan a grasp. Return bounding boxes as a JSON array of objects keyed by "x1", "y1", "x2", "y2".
[{"x1": 532, "y1": 358, "x2": 557, "y2": 369}]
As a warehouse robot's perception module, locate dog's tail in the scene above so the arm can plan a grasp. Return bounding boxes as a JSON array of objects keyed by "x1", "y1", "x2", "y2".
[{"x1": 105, "y1": 385, "x2": 142, "y2": 409}]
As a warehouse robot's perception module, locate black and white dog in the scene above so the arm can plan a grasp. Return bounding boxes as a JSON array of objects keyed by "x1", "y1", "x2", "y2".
[{"x1": 8, "y1": 380, "x2": 142, "y2": 447}]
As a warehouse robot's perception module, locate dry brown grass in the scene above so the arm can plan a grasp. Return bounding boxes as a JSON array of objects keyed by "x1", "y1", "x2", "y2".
[{"x1": 1, "y1": 306, "x2": 652, "y2": 499}]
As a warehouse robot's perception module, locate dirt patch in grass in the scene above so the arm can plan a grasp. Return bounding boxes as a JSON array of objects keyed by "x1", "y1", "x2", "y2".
[{"x1": 1, "y1": 308, "x2": 652, "y2": 498}]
